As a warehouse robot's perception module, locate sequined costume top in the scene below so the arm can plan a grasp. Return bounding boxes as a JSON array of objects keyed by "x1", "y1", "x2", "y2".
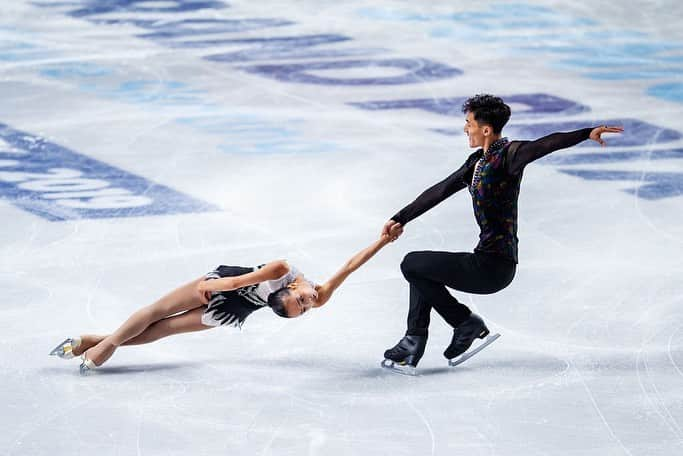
[{"x1": 391, "y1": 128, "x2": 594, "y2": 263}]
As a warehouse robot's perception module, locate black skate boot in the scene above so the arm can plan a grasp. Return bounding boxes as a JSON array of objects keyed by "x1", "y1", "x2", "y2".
[
  {"x1": 381, "y1": 335, "x2": 427, "y2": 376},
  {"x1": 444, "y1": 313, "x2": 500, "y2": 367}
]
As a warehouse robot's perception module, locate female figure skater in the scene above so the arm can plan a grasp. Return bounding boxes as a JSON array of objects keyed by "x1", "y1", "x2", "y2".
[
  {"x1": 50, "y1": 228, "x2": 401, "y2": 374},
  {"x1": 381, "y1": 94, "x2": 623, "y2": 374}
]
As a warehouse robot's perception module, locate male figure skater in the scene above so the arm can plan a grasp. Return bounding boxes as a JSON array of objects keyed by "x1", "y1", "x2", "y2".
[{"x1": 381, "y1": 94, "x2": 623, "y2": 374}]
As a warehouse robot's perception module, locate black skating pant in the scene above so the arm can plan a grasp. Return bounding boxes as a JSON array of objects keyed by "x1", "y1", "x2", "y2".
[{"x1": 400, "y1": 250, "x2": 516, "y2": 337}]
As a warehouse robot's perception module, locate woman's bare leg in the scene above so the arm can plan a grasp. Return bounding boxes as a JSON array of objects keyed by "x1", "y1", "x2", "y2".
[
  {"x1": 122, "y1": 307, "x2": 211, "y2": 345},
  {"x1": 83, "y1": 277, "x2": 207, "y2": 366},
  {"x1": 73, "y1": 307, "x2": 211, "y2": 355},
  {"x1": 72, "y1": 334, "x2": 106, "y2": 357}
]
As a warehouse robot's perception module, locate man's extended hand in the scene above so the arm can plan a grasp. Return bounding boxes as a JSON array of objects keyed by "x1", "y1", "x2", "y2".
[{"x1": 589, "y1": 125, "x2": 624, "y2": 147}]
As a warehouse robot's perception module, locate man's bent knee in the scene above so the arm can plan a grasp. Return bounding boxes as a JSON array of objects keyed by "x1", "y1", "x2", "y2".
[{"x1": 401, "y1": 251, "x2": 429, "y2": 279}]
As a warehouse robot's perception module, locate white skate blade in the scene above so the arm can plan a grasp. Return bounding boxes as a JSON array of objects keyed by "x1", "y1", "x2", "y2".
[
  {"x1": 381, "y1": 359, "x2": 417, "y2": 376},
  {"x1": 79, "y1": 354, "x2": 97, "y2": 375},
  {"x1": 448, "y1": 333, "x2": 500, "y2": 367},
  {"x1": 49, "y1": 337, "x2": 81, "y2": 359}
]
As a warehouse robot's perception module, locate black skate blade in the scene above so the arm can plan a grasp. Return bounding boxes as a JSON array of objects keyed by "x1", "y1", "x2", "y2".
[
  {"x1": 448, "y1": 333, "x2": 500, "y2": 367},
  {"x1": 381, "y1": 359, "x2": 417, "y2": 376}
]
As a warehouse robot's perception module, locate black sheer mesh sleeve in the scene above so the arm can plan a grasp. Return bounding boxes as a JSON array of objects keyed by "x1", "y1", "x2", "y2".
[
  {"x1": 506, "y1": 127, "x2": 594, "y2": 175},
  {"x1": 391, "y1": 159, "x2": 473, "y2": 225}
]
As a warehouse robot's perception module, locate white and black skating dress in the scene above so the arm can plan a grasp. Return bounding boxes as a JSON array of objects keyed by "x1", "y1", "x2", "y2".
[{"x1": 201, "y1": 264, "x2": 315, "y2": 328}]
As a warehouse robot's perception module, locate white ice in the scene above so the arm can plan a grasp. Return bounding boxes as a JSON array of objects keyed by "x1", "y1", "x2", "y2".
[{"x1": 1, "y1": 1, "x2": 682, "y2": 455}]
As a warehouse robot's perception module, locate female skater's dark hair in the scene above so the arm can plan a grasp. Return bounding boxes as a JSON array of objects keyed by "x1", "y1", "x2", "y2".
[
  {"x1": 267, "y1": 287, "x2": 294, "y2": 318},
  {"x1": 462, "y1": 94, "x2": 511, "y2": 134}
]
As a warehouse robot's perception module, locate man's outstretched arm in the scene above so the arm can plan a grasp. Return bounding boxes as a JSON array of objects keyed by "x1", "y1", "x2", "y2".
[
  {"x1": 381, "y1": 159, "x2": 473, "y2": 238},
  {"x1": 507, "y1": 125, "x2": 624, "y2": 174}
]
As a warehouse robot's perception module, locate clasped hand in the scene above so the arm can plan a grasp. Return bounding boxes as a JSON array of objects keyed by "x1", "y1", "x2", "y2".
[{"x1": 381, "y1": 219, "x2": 403, "y2": 242}]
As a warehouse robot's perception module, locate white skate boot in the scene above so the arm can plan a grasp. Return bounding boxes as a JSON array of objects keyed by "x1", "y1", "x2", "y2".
[{"x1": 79, "y1": 353, "x2": 97, "y2": 375}]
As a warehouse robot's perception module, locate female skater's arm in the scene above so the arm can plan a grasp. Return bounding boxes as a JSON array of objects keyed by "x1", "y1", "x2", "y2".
[
  {"x1": 198, "y1": 260, "x2": 290, "y2": 295},
  {"x1": 506, "y1": 125, "x2": 623, "y2": 174},
  {"x1": 314, "y1": 232, "x2": 396, "y2": 308}
]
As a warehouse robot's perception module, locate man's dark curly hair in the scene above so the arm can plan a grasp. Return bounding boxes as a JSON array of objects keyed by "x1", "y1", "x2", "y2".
[{"x1": 462, "y1": 94, "x2": 511, "y2": 134}]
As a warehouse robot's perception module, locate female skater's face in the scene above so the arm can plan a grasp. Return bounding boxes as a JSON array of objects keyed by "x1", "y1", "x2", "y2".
[
  {"x1": 464, "y1": 112, "x2": 489, "y2": 149},
  {"x1": 282, "y1": 281, "x2": 319, "y2": 317}
]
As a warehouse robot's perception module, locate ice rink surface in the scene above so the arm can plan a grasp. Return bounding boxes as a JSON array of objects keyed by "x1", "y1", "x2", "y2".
[{"x1": 1, "y1": 1, "x2": 682, "y2": 454}]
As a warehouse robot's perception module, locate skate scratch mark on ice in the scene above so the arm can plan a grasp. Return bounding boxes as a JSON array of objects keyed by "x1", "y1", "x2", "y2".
[
  {"x1": 404, "y1": 397, "x2": 435, "y2": 456},
  {"x1": 636, "y1": 339, "x2": 683, "y2": 440},
  {"x1": 285, "y1": 390, "x2": 327, "y2": 413},
  {"x1": 485, "y1": 355, "x2": 570, "y2": 406},
  {"x1": 134, "y1": 369, "x2": 151, "y2": 456},
  {"x1": 84, "y1": 275, "x2": 104, "y2": 326},
  {"x1": 135, "y1": 399, "x2": 145, "y2": 456},
  {"x1": 570, "y1": 362, "x2": 634, "y2": 456},
  {"x1": 632, "y1": 130, "x2": 682, "y2": 245},
  {"x1": 306, "y1": 428, "x2": 327, "y2": 456},
  {"x1": 482, "y1": 339, "x2": 571, "y2": 451},
  {"x1": 565, "y1": 297, "x2": 631, "y2": 453},
  {"x1": 8, "y1": 396, "x2": 92, "y2": 456},
  {"x1": 647, "y1": 354, "x2": 683, "y2": 439},
  {"x1": 561, "y1": 273, "x2": 613, "y2": 351},
  {"x1": 667, "y1": 325, "x2": 683, "y2": 378},
  {"x1": 478, "y1": 429, "x2": 500, "y2": 456},
  {"x1": 259, "y1": 420, "x2": 286, "y2": 456},
  {"x1": 338, "y1": 395, "x2": 358, "y2": 448},
  {"x1": 244, "y1": 402, "x2": 269, "y2": 447},
  {"x1": 635, "y1": 288, "x2": 683, "y2": 439},
  {"x1": 9, "y1": 220, "x2": 39, "y2": 269}
]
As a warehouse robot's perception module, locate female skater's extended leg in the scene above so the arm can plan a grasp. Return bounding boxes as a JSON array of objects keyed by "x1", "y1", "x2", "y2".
[
  {"x1": 72, "y1": 307, "x2": 211, "y2": 355},
  {"x1": 83, "y1": 277, "x2": 207, "y2": 367},
  {"x1": 121, "y1": 307, "x2": 211, "y2": 345}
]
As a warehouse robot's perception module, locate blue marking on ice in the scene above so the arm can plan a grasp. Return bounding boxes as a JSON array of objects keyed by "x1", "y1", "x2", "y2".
[
  {"x1": 647, "y1": 83, "x2": 683, "y2": 103},
  {"x1": 40, "y1": 62, "x2": 113, "y2": 78},
  {"x1": 0, "y1": 123, "x2": 218, "y2": 221},
  {"x1": 0, "y1": 42, "x2": 52, "y2": 62},
  {"x1": 583, "y1": 69, "x2": 682, "y2": 80},
  {"x1": 560, "y1": 169, "x2": 683, "y2": 200},
  {"x1": 542, "y1": 149, "x2": 683, "y2": 165},
  {"x1": 359, "y1": 3, "x2": 683, "y2": 103}
]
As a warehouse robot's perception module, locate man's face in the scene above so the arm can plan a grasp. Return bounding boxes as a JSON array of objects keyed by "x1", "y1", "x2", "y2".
[{"x1": 464, "y1": 111, "x2": 487, "y2": 149}]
